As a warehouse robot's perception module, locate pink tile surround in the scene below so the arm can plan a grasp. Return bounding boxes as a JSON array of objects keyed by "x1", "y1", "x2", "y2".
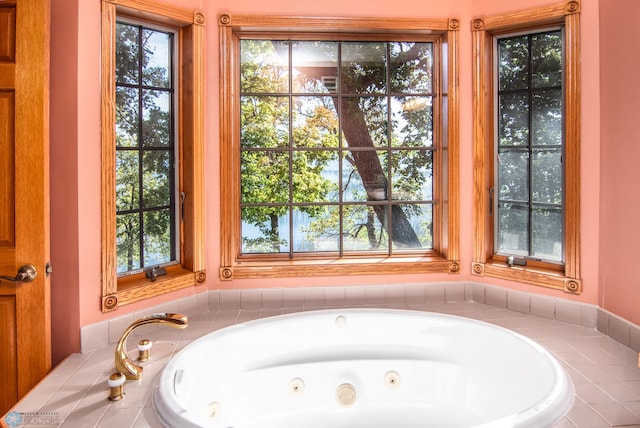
[{"x1": 9, "y1": 282, "x2": 640, "y2": 428}]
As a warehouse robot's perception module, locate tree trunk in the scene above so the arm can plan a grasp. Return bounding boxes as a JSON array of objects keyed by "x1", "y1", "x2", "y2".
[
  {"x1": 269, "y1": 213, "x2": 280, "y2": 251},
  {"x1": 339, "y1": 97, "x2": 421, "y2": 248},
  {"x1": 294, "y1": 62, "x2": 423, "y2": 248}
]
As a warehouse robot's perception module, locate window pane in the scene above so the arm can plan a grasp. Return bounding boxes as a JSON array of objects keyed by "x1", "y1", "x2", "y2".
[
  {"x1": 116, "y1": 213, "x2": 141, "y2": 273},
  {"x1": 532, "y1": 89, "x2": 562, "y2": 146},
  {"x1": 115, "y1": 20, "x2": 177, "y2": 276},
  {"x1": 343, "y1": 204, "x2": 388, "y2": 251},
  {"x1": 390, "y1": 42, "x2": 433, "y2": 94},
  {"x1": 498, "y1": 203, "x2": 529, "y2": 256},
  {"x1": 391, "y1": 150, "x2": 433, "y2": 201},
  {"x1": 241, "y1": 151, "x2": 290, "y2": 203},
  {"x1": 292, "y1": 41, "x2": 338, "y2": 94},
  {"x1": 292, "y1": 151, "x2": 339, "y2": 203},
  {"x1": 142, "y1": 29, "x2": 171, "y2": 88},
  {"x1": 116, "y1": 87, "x2": 139, "y2": 147},
  {"x1": 241, "y1": 40, "x2": 289, "y2": 93},
  {"x1": 142, "y1": 150, "x2": 171, "y2": 208},
  {"x1": 143, "y1": 209, "x2": 171, "y2": 266},
  {"x1": 341, "y1": 97, "x2": 388, "y2": 147},
  {"x1": 241, "y1": 96, "x2": 290, "y2": 149},
  {"x1": 342, "y1": 150, "x2": 388, "y2": 202},
  {"x1": 499, "y1": 93, "x2": 529, "y2": 146},
  {"x1": 532, "y1": 149, "x2": 562, "y2": 204},
  {"x1": 237, "y1": 36, "x2": 440, "y2": 258},
  {"x1": 498, "y1": 150, "x2": 529, "y2": 202},
  {"x1": 391, "y1": 96, "x2": 433, "y2": 147},
  {"x1": 116, "y1": 150, "x2": 139, "y2": 211},
  {"x1": 498, "y1": 36, "x2": 528, "y2": 91},
  {"x1": 532, "y1": 32, "x2": 562, "y2": 88},
  {"x1": 292, "y1": 96, "x2": 339, "y2": 148},
  {"x1": 341, "y1": 42, "x2": 386, "y2": 94},
  {"x1": 115, "y1": 23, "x2": 139, "y2": 85},
  {"x1": 495, "y1": 30, "x2": 564, "y2": 263},
  {"x1": 292, "y1": 206, "x2": 339, "y2": 252},
  {"x1": 392, "y1": 204, "x2": 432, "y2": 249},
  {"x1": 532, "y1": 207, "x2": 562, "y2": 261},
  {"x1": 241, "y1": 207, "x2": 290, "y2": 253},
  {"x1": 142, "y1": 89, "x2": 170, "y2": 147}
]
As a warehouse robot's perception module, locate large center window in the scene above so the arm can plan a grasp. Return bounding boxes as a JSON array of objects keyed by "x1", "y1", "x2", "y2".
[
  {"x1": 220, "y1": 15, "x2": 459, "y2": 279},
  {"x1": 240, "y1": 39, "x2": 434, "y2": 256}
]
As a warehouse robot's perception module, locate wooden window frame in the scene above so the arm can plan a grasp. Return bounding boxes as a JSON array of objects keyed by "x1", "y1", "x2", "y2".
[
  {"x1": 471, "y1": 0, "x2": 581, "y2": 293},
  {"x1": 100, "y1": 0, "x2": 206, "y2": 311},
  {"x1": 219, "y1": 15, "x2": 460, "y2": 280}
]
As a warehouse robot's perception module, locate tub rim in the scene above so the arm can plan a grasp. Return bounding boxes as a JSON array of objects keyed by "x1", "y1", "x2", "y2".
[{"x1": 152, "y1": 307, "x2": 575, "y2": 428}]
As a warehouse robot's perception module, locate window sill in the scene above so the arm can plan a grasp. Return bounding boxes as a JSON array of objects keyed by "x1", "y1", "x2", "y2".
[
  {"x1": 101, "y1": 265, "x2": 204, "y2": 310},
  {"x1": 221, "y1": 255, "x2": 460, "y2": 280},
  {"x1": 471, "y1": 261, "x2": 581, "y2": 294}
]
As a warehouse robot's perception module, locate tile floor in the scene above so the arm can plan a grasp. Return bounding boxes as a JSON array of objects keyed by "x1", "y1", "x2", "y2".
[{"x1": 9, "y1": 300, "x2": 640, "y2": 427}]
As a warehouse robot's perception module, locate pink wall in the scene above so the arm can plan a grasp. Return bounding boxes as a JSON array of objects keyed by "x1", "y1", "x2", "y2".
[
  {"x1": 49, "y1": 0, "x2": 607, "y2": 358},
  {"x1": 50, "y1": 0, "x2": 80, "y2": 366},
  {"x1": 598, "y1": 0, "x2": 640, "y2": 325}
]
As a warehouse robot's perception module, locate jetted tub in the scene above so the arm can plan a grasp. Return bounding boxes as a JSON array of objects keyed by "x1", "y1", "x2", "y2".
[{"x1": 153, "y1": 309, "x2": 574, "y2": 428}]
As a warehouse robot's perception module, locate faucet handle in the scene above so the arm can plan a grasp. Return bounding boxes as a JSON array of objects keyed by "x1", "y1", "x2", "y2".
[
  {"x1": 137, "y1": 339, "x2": 153, "y2": 362},
  {"x1": 107, "y1": 372, "x2": 126, "y2": 401}
]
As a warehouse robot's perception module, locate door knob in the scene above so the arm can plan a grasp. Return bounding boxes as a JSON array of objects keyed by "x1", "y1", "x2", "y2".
[{"x1": 0, "y1": 264, "x2": 38, "y2": 283}]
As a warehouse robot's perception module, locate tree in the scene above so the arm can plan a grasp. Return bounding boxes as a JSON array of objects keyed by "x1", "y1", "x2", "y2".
[
  {"x1": 496, "y1": 31, "x2": 563, "y2": 260},
  {"x1": 240, "y1": 39, "x2": 435, "y2": 254},
  {"x1": 115, "y1": 23, "x2": 173, "y2": 272}
]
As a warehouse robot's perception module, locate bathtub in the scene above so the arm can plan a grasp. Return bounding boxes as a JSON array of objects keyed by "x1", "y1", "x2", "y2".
[{"x1": 152, "y1": 308, "x2": 574, "y2": 428}]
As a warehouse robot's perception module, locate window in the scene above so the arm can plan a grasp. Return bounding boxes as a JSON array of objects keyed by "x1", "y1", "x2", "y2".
[
  {"x1": 101, "y1": 0, "x2": 206, "y2": 311},
  {"x1": 240, "y1": 40, "x2": 435, "y2": 255},
  {"x1": 472, "y1": 1, "x2": 581, "y2": 293},
  {"x1": 220, "y1": 15, "x2": 460, "y2": 280},
  {"x1": 115, "y1": 21, "x2": 177, "y2": 274},
  {"x1": 496, "y1": 31, "x2": 564, "y2": 262}
]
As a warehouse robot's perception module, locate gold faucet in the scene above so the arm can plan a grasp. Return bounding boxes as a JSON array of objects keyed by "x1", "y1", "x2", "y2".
[{"x1": 115, "y1": 312, "x2": 188, "y2": 380}]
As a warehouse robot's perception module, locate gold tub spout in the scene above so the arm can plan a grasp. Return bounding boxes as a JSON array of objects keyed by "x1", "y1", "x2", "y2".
[{"x1": 115, "y1": 313, "x2": 188, "y2": 380}]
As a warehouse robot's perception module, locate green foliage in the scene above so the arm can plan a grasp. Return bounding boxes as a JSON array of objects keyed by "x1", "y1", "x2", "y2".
[
  {"x1": 115, "y1": 22, "x2": 174, "y2": 273},
  {"x1": 497, "y1": 31, "x2": 564, "y2": 261},
  {"x1": 239, "y1": 39, "x2": 436, "y2": 254}
]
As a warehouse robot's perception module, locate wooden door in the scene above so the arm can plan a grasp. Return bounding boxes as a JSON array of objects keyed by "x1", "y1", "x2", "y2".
[{"x1": 0, "y1": 0, "x2": 51, "y2": 416}]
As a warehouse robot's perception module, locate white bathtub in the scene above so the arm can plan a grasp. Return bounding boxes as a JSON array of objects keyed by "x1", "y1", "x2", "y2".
[{"x1": 152, "y1": 308, "x2": 574, "y2": 428}]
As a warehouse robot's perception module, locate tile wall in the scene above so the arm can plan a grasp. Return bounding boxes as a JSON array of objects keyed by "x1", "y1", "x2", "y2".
[
  {"x1": 7, "y1": 281, "x2": 640, "y2": 428},
  {"x1": 81, "y1": 281, "x2": 639, "y2": 354}
]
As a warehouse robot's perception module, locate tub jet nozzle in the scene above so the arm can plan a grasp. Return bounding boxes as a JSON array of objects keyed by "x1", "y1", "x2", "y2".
[{"x1": 336, "y1": 383, "x2": 356, "y2": 406}]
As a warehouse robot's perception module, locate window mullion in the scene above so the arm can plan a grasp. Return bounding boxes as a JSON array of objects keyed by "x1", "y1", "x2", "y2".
[
  {"x1": 527, "y1": 34, "x2": 534, "y2": 259},
  {"x1": 288, "y1": 41, "x2": 294, "y2": 259},
  {"x1": 338, "y1": 41, "x2": 344, "y2": 258},
  {"x1": 385, "y1": 42, "x2": 393, "y2": 256},
  {"x1": 137, "y1": 25, "x2": 146, "y2": 269}
]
